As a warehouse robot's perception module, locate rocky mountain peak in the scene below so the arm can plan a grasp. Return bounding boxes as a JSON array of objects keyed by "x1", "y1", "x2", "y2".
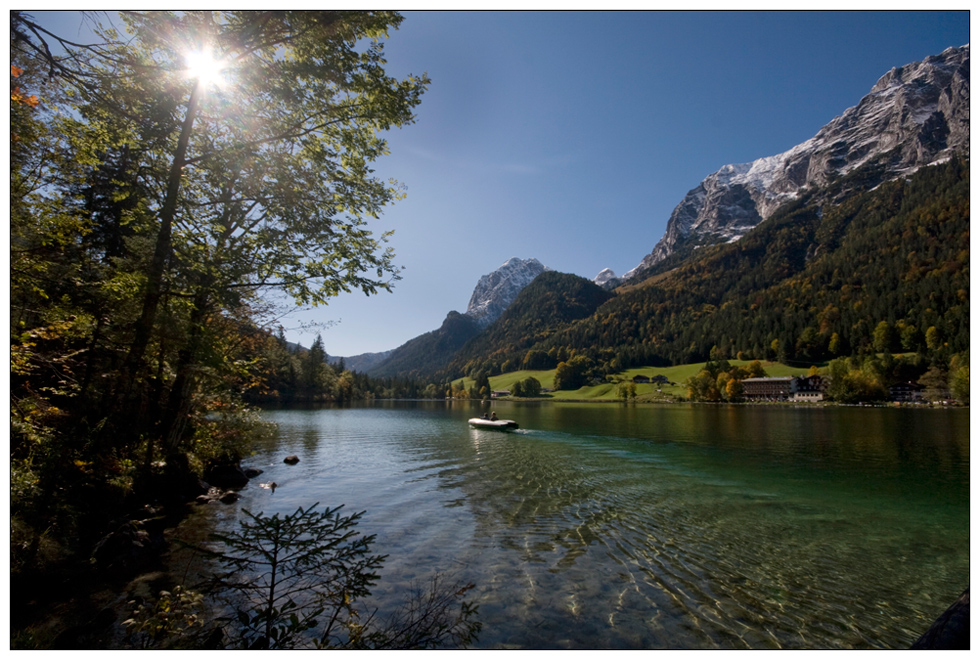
[
  {"x1": 624, "y1": 44, "x2": 969, "y2": 281},
  {"x1": 593, "y1": 268, "x2": 621, "y2": 290},
  {"x1": 465, "y1": 257, "x2": 550, "y2": 327}
]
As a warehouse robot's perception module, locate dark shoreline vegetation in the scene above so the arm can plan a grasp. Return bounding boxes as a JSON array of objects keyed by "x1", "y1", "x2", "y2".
[{"x1": 9, "y1": 11, "x2": 968, "y2": 650}]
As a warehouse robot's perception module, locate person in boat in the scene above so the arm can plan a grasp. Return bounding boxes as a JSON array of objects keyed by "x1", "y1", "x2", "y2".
[
  {"x1": 482, "y1": 413, "x2": 489, "y2": 420},
  {"x1": 490, "y1": 411, "x2": 498, "y2": 421}
]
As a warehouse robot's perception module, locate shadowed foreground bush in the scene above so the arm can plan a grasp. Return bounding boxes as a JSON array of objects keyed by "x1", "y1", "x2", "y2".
[{"x1": 124, "y1": 503, "x2": 481, "y2": 649}]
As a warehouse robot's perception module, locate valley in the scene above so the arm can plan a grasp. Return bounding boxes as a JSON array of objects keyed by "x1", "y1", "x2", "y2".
[{"x1": 353, "y1": 45, "x2": 969, "y2": 395}]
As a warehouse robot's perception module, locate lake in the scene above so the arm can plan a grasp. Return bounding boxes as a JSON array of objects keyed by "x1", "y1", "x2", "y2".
[{"x1": 181, "y1": 401, "x2": 969, "y2": 649}]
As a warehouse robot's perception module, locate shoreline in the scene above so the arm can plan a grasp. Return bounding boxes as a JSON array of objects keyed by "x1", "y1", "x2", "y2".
[{"x1": 457, "y1": 396, "x2": 966, "y2": 409}]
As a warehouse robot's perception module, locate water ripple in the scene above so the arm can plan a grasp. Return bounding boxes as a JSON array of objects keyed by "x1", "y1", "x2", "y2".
[{"x1": 205, "y1": 404, "x2": 970, "y2": 649}]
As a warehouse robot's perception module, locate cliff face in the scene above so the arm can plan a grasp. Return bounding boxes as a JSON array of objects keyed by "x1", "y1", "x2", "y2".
[
  {"x1": 465, "y1": 257, "x2": 550, "y2": 327},
  {"x1": 624, "y1": 44, "x2": 970, "y2": 280}
]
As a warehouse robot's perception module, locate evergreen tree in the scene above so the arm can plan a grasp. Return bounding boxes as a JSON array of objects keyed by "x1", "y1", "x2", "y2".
[{"x1": 10, "y1": 9, "x2": 428, "y2": 579}]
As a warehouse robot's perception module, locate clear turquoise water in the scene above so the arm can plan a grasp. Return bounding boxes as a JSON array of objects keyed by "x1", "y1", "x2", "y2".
[{"x1": 187, "y1": 401, "x2": 969, "y2": 649}]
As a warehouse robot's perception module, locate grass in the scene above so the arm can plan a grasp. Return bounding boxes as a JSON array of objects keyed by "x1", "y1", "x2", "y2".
[{"x1": 452, "y1": 359, "x2": 829, "y2": 402}]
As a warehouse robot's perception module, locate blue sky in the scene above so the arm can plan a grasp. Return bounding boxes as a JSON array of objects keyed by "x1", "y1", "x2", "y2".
[{"x1": 29, "y1": 10, "x2": 970, "y2": 358}]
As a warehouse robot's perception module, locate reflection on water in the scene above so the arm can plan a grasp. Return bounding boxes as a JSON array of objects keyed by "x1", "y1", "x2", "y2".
[{"x1": 179, "y1": 402, "x2": 969, "y2": 649}]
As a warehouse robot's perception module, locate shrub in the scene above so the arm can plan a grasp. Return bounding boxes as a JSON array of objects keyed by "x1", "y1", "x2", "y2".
[{"x1": 191, "y1": 503, "x2": 482, "y2": 649}]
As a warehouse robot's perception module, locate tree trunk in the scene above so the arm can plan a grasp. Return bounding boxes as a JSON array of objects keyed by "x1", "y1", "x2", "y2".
[
  {"x1": 161, "y1": 289, "x2": 210, "y2": 456},
  {"x1": 119, "y1": 80, "x2": 202, "y2": 434}
]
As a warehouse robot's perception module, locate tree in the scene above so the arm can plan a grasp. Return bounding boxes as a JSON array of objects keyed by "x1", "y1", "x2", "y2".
[
  {"x1": 513, "y1": 376, "x2": 541, "y2": 398},
  {"x1": 334, "y1": 370, "x2": 356, "y2": 402},
  {"x1": 716, "y1": 371, "x2": 733, "y2": 400},
  {"x1": 900, "y1": 324, "x2": 922, "y2": 352},
  {"x1": 724, "y1": 377, "x2": 743, "y2": 401},
  {"x1": 827, "y1": 356, "x2": 888, "y2": 403},
  {"x1": 12, "y1": 10, "x2": 429, "y2": 461},
  {"x1": 618, "y1": 381, "x2": 637, "y2": 401},
  {"x1": 828, "y1": 332, "x2": 842, "y2": 356},
  {"x1": 918, "y1": 367, "x2": 949, "y2": 402},
  {"x1": 553, "y1": 362, "x2": 574, "y2": 390},
  {"x1": 553, "y1": 355, "x2": 592, "y2": 390},
  {"x1": 193, "y1": 503, "x2": 481, "y2": 649},
  {"x1": 9, "y1": 10, "x2": 430, "y2": 585},
  {"x1": 470, "y1": 371, "x2": 491, "y2": 399},
  {"x1": 949, "y1": 365, "x2": 969, "y2": 404},
  {"x1": 300, "y1": 335, "x2": 329, "y2": 396},
  {"x1": 686, "y1": 370, "x2": 721, "y2": 402},
  {"x1": 522, "y1": 349, "x2": 552, "y2": 371},
  {"x1": 796, "y1": 326, "x2": 824, "y2": 361},
  {"x1": 872, "y1": 321, "x2": 894, "y2": 354}
]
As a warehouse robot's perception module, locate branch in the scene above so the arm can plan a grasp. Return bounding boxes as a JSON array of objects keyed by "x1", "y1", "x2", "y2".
[{"x1": 181, "y1": 103, "x2": 377, "y2": 168}]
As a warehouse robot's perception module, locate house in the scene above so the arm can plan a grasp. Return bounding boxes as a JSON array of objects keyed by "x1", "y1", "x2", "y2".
[
  {"x1": 793, "y1": 375, "x2": 827, "y2": 403},
  {"x1": 491, "y1": 390, "x2": 511, "y2": 398},
  {"x1": 889, "y1": 382, "x2": 925, "y2": 403},
  {"x1": 632, "y1": 374, "x2": 669, "y2": 385},
  {"x1": 741, "y1": 375, "x2": 827, "y2": 402},
  {"x1": 741, "y1": 377, "x2": 797, "y2": 401}
]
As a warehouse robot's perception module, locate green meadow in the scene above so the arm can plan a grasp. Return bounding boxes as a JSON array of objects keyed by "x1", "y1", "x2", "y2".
[{"x1": 452, "y1": 360, "x2": 825, "y2": 402}]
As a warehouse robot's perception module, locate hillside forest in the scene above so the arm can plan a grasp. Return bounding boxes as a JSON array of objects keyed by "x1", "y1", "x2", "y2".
[
  {"x1": 427, "y1": 157, "x2": 969, "y2": 399},
  {"x1": 249, "y1": 154, "x2": 969, "y2": 406}
]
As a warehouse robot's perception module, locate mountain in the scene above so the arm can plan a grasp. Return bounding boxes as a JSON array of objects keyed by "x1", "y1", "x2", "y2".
[
  {"x1": 531, "y1": 157, "x2": 969, "y2": 371},
  {"x1": 624, "y1": 44, "x2": 970, "y2": 281},
  {"x1": 465, "y1": 257, "x2": 550, "y2": 327},
  {"x1": 593, "y1": 268, "x2": 621, "y2": 290},
  {"x1": 369, "y1": 46, "x2": 968, "y2": 383},
  {"x1": 369, "y1": 311, "x2": 480, "y2": 378},
  {"x1": 355, "y1": 257, "x2": 547, "y2": 376},
  {"x1": 441, "y1": 271, "x2": 614, "y2": 377}
]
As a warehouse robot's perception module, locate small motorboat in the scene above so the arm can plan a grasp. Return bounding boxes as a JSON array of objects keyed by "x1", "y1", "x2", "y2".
[{"x1": 468, "y1": 417, "x2": 519, "y2": 430}]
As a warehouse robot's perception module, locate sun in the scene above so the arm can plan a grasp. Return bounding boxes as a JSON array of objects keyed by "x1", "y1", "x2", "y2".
[{"x1": 183, "y1": 49, "x2": 227, "y2": 88}]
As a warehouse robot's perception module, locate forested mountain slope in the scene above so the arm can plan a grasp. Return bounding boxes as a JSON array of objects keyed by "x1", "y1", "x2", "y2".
[
  {"x1": 623, "y1": 44, "x2": 969, "y2": 280},
  {"x1": 370, "y1": 45, "x2": 969, "y2": 382},
  {"x1": 376, "y1": 158, "x2": 967, "y2": 383},
  {"x1": 527, "y1": 157, "x2": 969, "y2": 373},
  {"x1": 369, "y1": 311, "x2": 481, "y2": 378},
  {"x1": 439, "y1": 271, "x2": 613, "y2": 378}
]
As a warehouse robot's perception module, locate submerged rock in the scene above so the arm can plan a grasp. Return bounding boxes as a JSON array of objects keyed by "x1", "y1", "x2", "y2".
[
  {"x1": 196, "y1": 487, "x2": 241, "y2": 505},
  {"x1": 911, "y1": 588, "x2": 969, "y2": 649}
]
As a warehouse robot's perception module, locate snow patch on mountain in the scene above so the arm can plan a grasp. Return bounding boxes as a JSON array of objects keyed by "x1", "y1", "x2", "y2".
[
  {"x1": 624, "y1": 44, "x2": 969, "y2": 281},
  {"x1": 465, "y1": 257, "x2": 550, "y2": 328},
  {"x1": 593, "y1": 268, "x2": 621, "y2": 290}
]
